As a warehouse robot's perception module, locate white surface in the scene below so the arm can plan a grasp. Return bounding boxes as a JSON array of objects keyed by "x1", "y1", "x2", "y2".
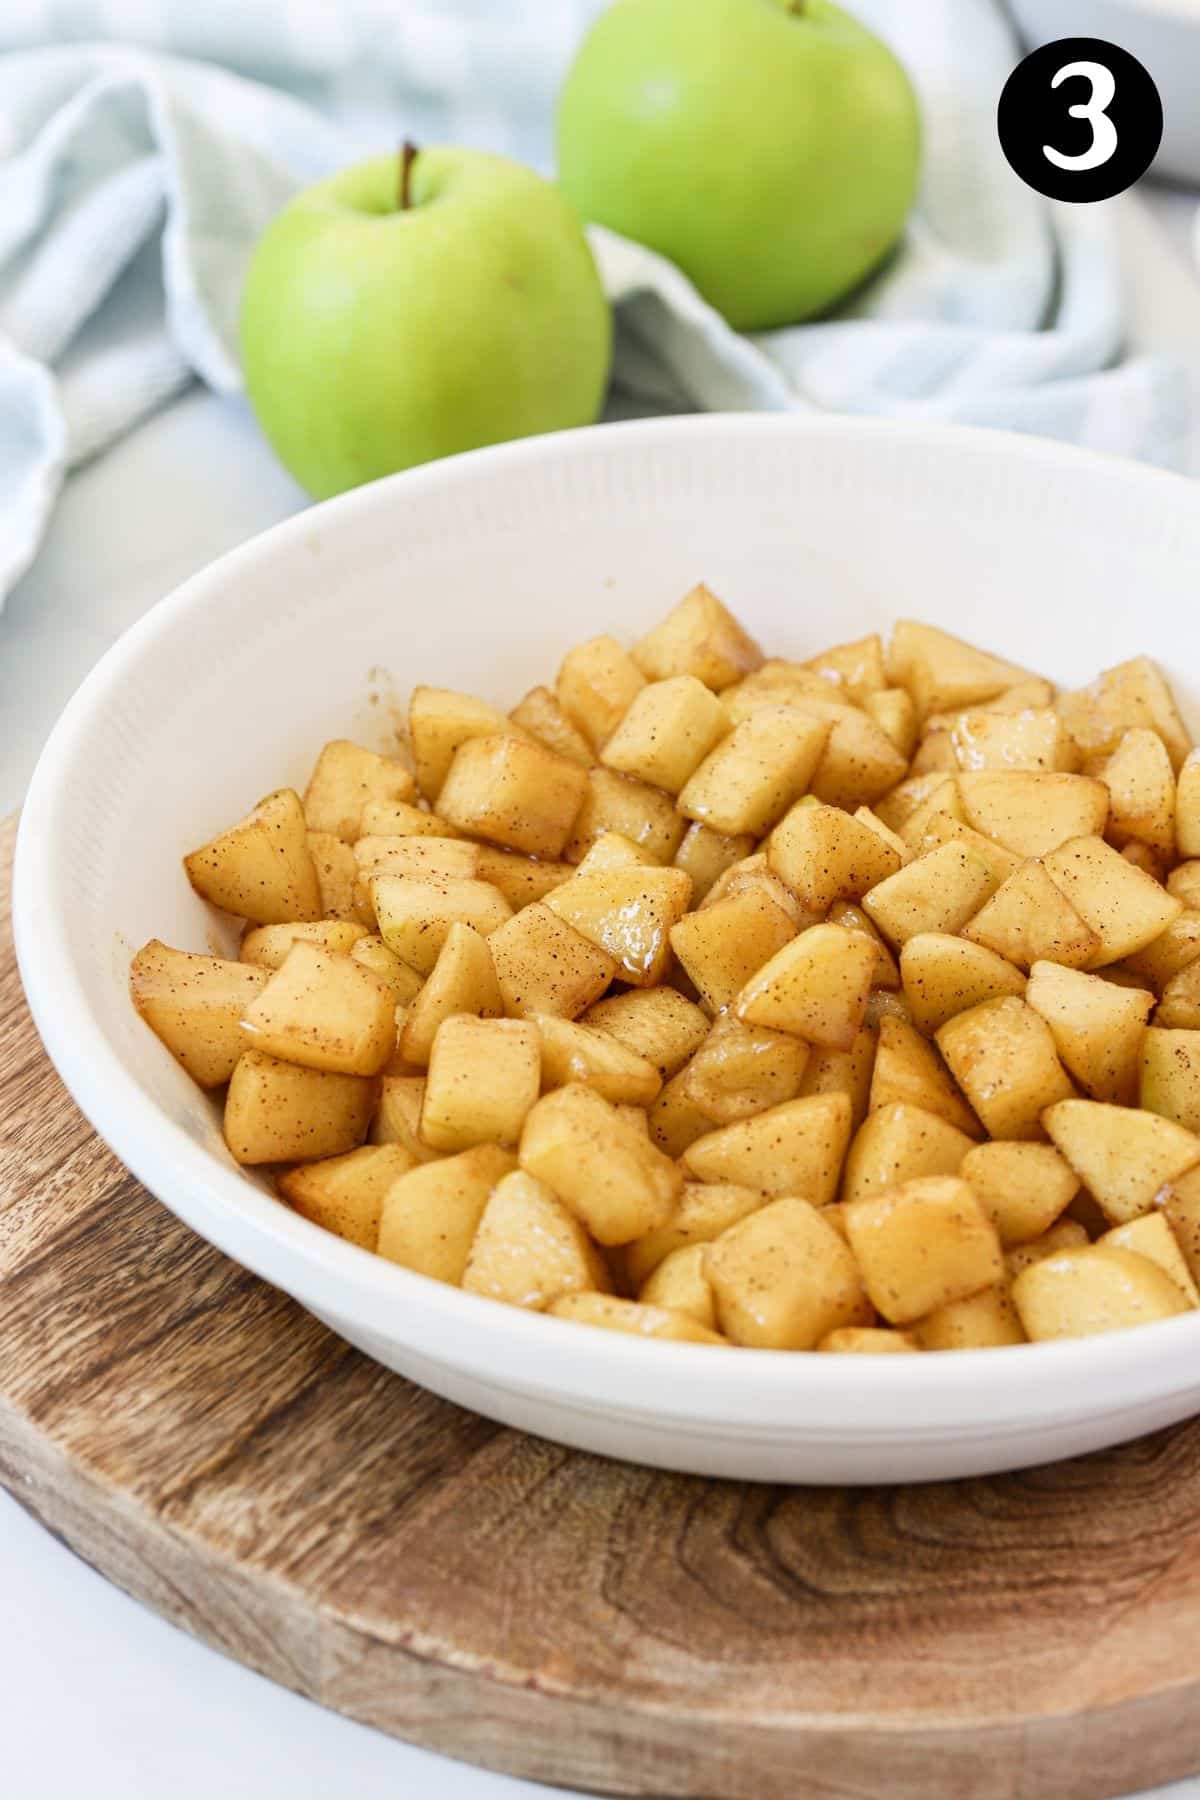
[{"x1": 4, "y1": 189, "x2": 1200, "y2": 1797}]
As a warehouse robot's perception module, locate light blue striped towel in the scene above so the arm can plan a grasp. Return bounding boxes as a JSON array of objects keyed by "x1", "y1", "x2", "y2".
[{"x1": 1, "y1": 0, "x2": 1197, "y2": 608}]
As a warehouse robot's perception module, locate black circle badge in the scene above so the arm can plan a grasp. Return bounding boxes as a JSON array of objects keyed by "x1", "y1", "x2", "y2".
[{"x1": 997, "y1": 38, "x2": 1163, "y2": 202}]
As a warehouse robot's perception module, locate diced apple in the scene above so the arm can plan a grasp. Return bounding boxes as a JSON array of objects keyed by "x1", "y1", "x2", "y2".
[
  {"x1": 184, "y1": 788, "x2": 322, "y2": 925},
  {"x1": 1043, "y1": 1097, "x2": 1200, "y2": 1224},
  {"x1": 682, "y1": 1092, "x2": 852, "y2": 1203}
]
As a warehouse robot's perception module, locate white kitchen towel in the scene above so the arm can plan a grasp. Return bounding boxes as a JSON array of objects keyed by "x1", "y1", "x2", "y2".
[{"x1": 0, "y1": 0, "x2": 1197, "y2": 608}]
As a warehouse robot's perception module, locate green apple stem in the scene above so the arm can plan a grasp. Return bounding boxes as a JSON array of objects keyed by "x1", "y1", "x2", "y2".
[{"x1": 398, "y1": 140, "x2": 418, "y2": 212}]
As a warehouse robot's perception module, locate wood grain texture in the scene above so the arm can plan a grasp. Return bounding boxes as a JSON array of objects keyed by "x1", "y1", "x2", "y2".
[{"x1": 4, "y1": 812, "x2": 1200, "y2": 1799}]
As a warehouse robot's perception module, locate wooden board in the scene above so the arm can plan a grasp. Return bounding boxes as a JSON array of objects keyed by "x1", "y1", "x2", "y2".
[{"x1": 4, "y1": 809, "x2": 1200, "y2": 1800}]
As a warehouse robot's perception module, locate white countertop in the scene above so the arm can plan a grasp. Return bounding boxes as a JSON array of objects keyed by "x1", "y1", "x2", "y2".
[{"x1": 4, "y1": 187, "x2": 1200, "y2": 1800}]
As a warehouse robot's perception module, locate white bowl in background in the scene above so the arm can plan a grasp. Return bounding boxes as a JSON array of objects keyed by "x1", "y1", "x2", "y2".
[
  {"x1": 1007, "y1": 0, "x2": 1200, "y2": 185},
  {"x1": 14, "y1": 413, "x2": 1200, "y2": 1485}
]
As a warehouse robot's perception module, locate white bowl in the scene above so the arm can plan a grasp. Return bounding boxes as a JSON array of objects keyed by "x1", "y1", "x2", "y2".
[
  {"x1": 15, "y1": 414, "x2": 1200, "y2": 1485},
  {"x1": 1007, "y1": 0, "x2": 1200, "y2": 185}
]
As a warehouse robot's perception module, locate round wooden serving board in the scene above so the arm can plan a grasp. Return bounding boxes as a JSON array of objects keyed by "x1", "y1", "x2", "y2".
[{"x1": 5, "y1": 814, "x2": 1200, "y2": 1800}]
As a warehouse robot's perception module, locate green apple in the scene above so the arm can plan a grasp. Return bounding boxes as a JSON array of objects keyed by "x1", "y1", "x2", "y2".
[
  {"x1": 556, "y1": 0, "x2": 921, "y2": 331},
  {"x1": 241, "y1": 146, "x2": 612, "y2": 499}
]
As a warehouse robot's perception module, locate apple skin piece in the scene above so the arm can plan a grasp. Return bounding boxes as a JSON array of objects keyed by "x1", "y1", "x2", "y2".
[
  {"x1": 241, "y1": 148, "x2": 611, "y2": 499},
  {"x1": 557, "y1": 0, "x2": 921, "y2": 331}
]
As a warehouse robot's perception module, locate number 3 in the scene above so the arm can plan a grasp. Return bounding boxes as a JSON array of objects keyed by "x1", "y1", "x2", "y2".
[{"x1": 1043, "y1": 59, "x2": 1118, "y2": 172}]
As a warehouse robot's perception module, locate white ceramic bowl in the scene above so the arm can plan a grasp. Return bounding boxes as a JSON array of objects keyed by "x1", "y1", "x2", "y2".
[
  {"x1": 16, "y1": 414, "x2": 1200, "y2": 1485},
  {"x1": 1008, "y1": 0, "x2": 1200, "y2": 185}
]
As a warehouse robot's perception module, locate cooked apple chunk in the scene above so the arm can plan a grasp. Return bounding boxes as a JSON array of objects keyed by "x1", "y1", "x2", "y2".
[
  {"x1": 796, "y1": 1026, "x2": 877, "y2": 1132},
  {"x1": 488, "y1": 902, "x2": 617, "y2": 1020},
  {"x1": 369, "y1": 1074, "x2": 438, "y2": 1161},
  {"x1": 548, "y1": 1293, "x2": 724, "y2": 1343},
  {"x1": 1122, "y1": 912, "x2": 1200, "y2": 990},
  {"x1": 844, "y1": 1176, "x2": 1003, "y2": 1326},
  {"x1": 239, "y1": 940, "x2": 396, "y2": 1076},
  {"x1": 1157, "y1": 959, "x2": 1200, "y2": 1030},
  {"x1": 805, "y1": 702, "x2": 909, "y2": 810},
  {"x1": 556, "y1": 634, "x2": 647, "y2": 751},
  {"x1": 354, "y1": 834, "x2": 481, "y2": 886},
  {"x1": 1103, "y1": 728, "x2": 1176, "y2": 859},
  {"x1": 437, "y1": 734, "x2": 588, "y2": 858},
  {"x1": 905, "y1": 809, "x2": 1022, "y2": 887},
  {"x1": 899, "y1": 932, "x2": 1025, "y2": 1035},
  {"x1": 601, "y1": 674, "x2": 730, "y2": 794},
  {"x1": 706, "y1": 1198, "x2": 871, "y2": 1349},
  {"x1": 408, "y1": 686, "x2": 529, "y2": 802},
  {"x1": 869, "y1": 1015, "x2": 980, "y2": 1137},
  {"x1": 962, "y1": 859, "x2": 1099, "y2": 972},
  {"x1": 841, "y1": 1102, "x2": 974, "y2": 1204},
  {"x1": 131, "y1": 940, "x2": 269, "y2": 1088},
  {"x1": 377, "y1": 1144, "x2": 515, "y2": 1282},
  {"x1": 462, "y1": 1170, "x2": 610, "y2": 1309},
  {"x1": 682, "y1": 1092, "x2": 852, "y2": 1204},
  {"x1": 624, "y1": 1181, "x2": 768, "y2": 1287},
  {"x1": 224, "y1": 1050, "x2": 375, "y2": 1164},
  {"x1": 371, "y1": 872, "x2": 512, "y2": 975},
  {"x1": 735, "y1": 922, "x2": 875, "y2": 1049},
  {"x1": 277, "y1": 1143, "x2": 417, "y2": 1251},
  {"x1": 1004, "y1": 1220, "x2": 1090, "y2": 1279},
  {"x1": 804, "y1": 633, "x2": 886, "y2": 704},
  {"x1": 519, "y1": 1084, "x2": 682, "y2": 1245},
  {"x1": 508, "y1": 684, "x2": 593, "y2": 766},
  {"x1": 647, "y1": 1070, "x2": 716, "y2": 1157},
  {"x1": 950, "y1": 708, "x2": 1078, "y2": 774},
  {"x1": 632, "y1": 583, "x2": 764, "y2": 690},
  {"x1": 477, "y1": 847, "x2": 574, "y2": 909},
  {"x1": 681, "y1": 1014, "x2": 808, "y2": 1124},
  {"x1": 1042, "y1": 834, "x2": 1181, "y2": 966},
  {"x1": 564, "y1": 767, "x2": 686, "y2": 863},
  {"x1": 911, "y1": 1283, "x2": 1026, "y2": 1350},
  {"x1": 398, "y1": 922, "x2": 504, "y2": 1066},
  {"x1": 960, "y1": 1140, "x2": 1079, "y2": 1246},
  {"x1": 546, "y1": 865, "x2": 691, "y2": 986},
  {"x1": 575, "y1": 832, "x2": 659, "y2": 876},
  {"x1": 536, "y1": 1014, "x2": 662, "y2": 1105},
  {"x1": 1101, "y1": 1212, "x2": 1200, "y2": 1305},
  {"x1": 582, "y1": 985, "x2": 709, "y2": 1078},
  {"x1": 1043, "y1": 1098, "x2": 1200, "y2": 1225},
  {"x1": 302, "y1": 740, "x2": 416, "y2": 842},
  {"x1": 184, "y1": 788, "x2": 322, "y2": 925},
  {"x1": 828, "y1": 901, "x2": 899, "y2": 990},
  {"x1": 767, "y1": 800, "x2": 901, "y2": 913},
  {"x1": 863, "y1": 841, "x2": 998, "y2": 947},
  {"x1": 1139, "y1": 1028, "x2": 1200, "y2": 1134},
  {"x1": 308, "y1": 830, "x2": 371, "y2": 922},
  {"x1": 1155, "y1": 1165, "x2": 1200, "y2": 1286},
  {"x1": 1012, "y1": 1245, "x2": 1193, "y2": 1341},
  {"x1": 957, "y1": 771, "x2": 1109, "y2": 858},
  {"x1": 1025, "y1": 960, "x2": 1153, "y2": 1103},
  {"x1": 1177, "y1": 750, "x2": 1200, "y2": 858},
  {"x1": 677, "y1": 707, "x2": 829, "y2": 836},
  {"x1": 639, "y1": 1243, "x2": 717, "y2": 1329},
  {"x1": 359, "y1": 801, "x2": 462, "y2": 839},
  {"x1": 864, "y1": 688, "x2": 919, "y2": 760},
  {"x1": 421, "y1": 1015, "x2": 541, "y2": 1152},
  {"x1": 936, "y1": 997, "x2": 1075, "y2": 1140},
  {"x1": 888, "y1": 620, "x2": 1031, "y2": 720},
  {"x1": 672, "y1": 821, "x2": 756, "y2": 902},
  {"x1": 240, "y1": 919, "x2": 369, "y2": 970},
  {"x1": 1056, "y1": 655, "x2": 1192, "y2": 773},
  {"x1": 349, "y1": 935, "x2": 423, "y2": 1002}
]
